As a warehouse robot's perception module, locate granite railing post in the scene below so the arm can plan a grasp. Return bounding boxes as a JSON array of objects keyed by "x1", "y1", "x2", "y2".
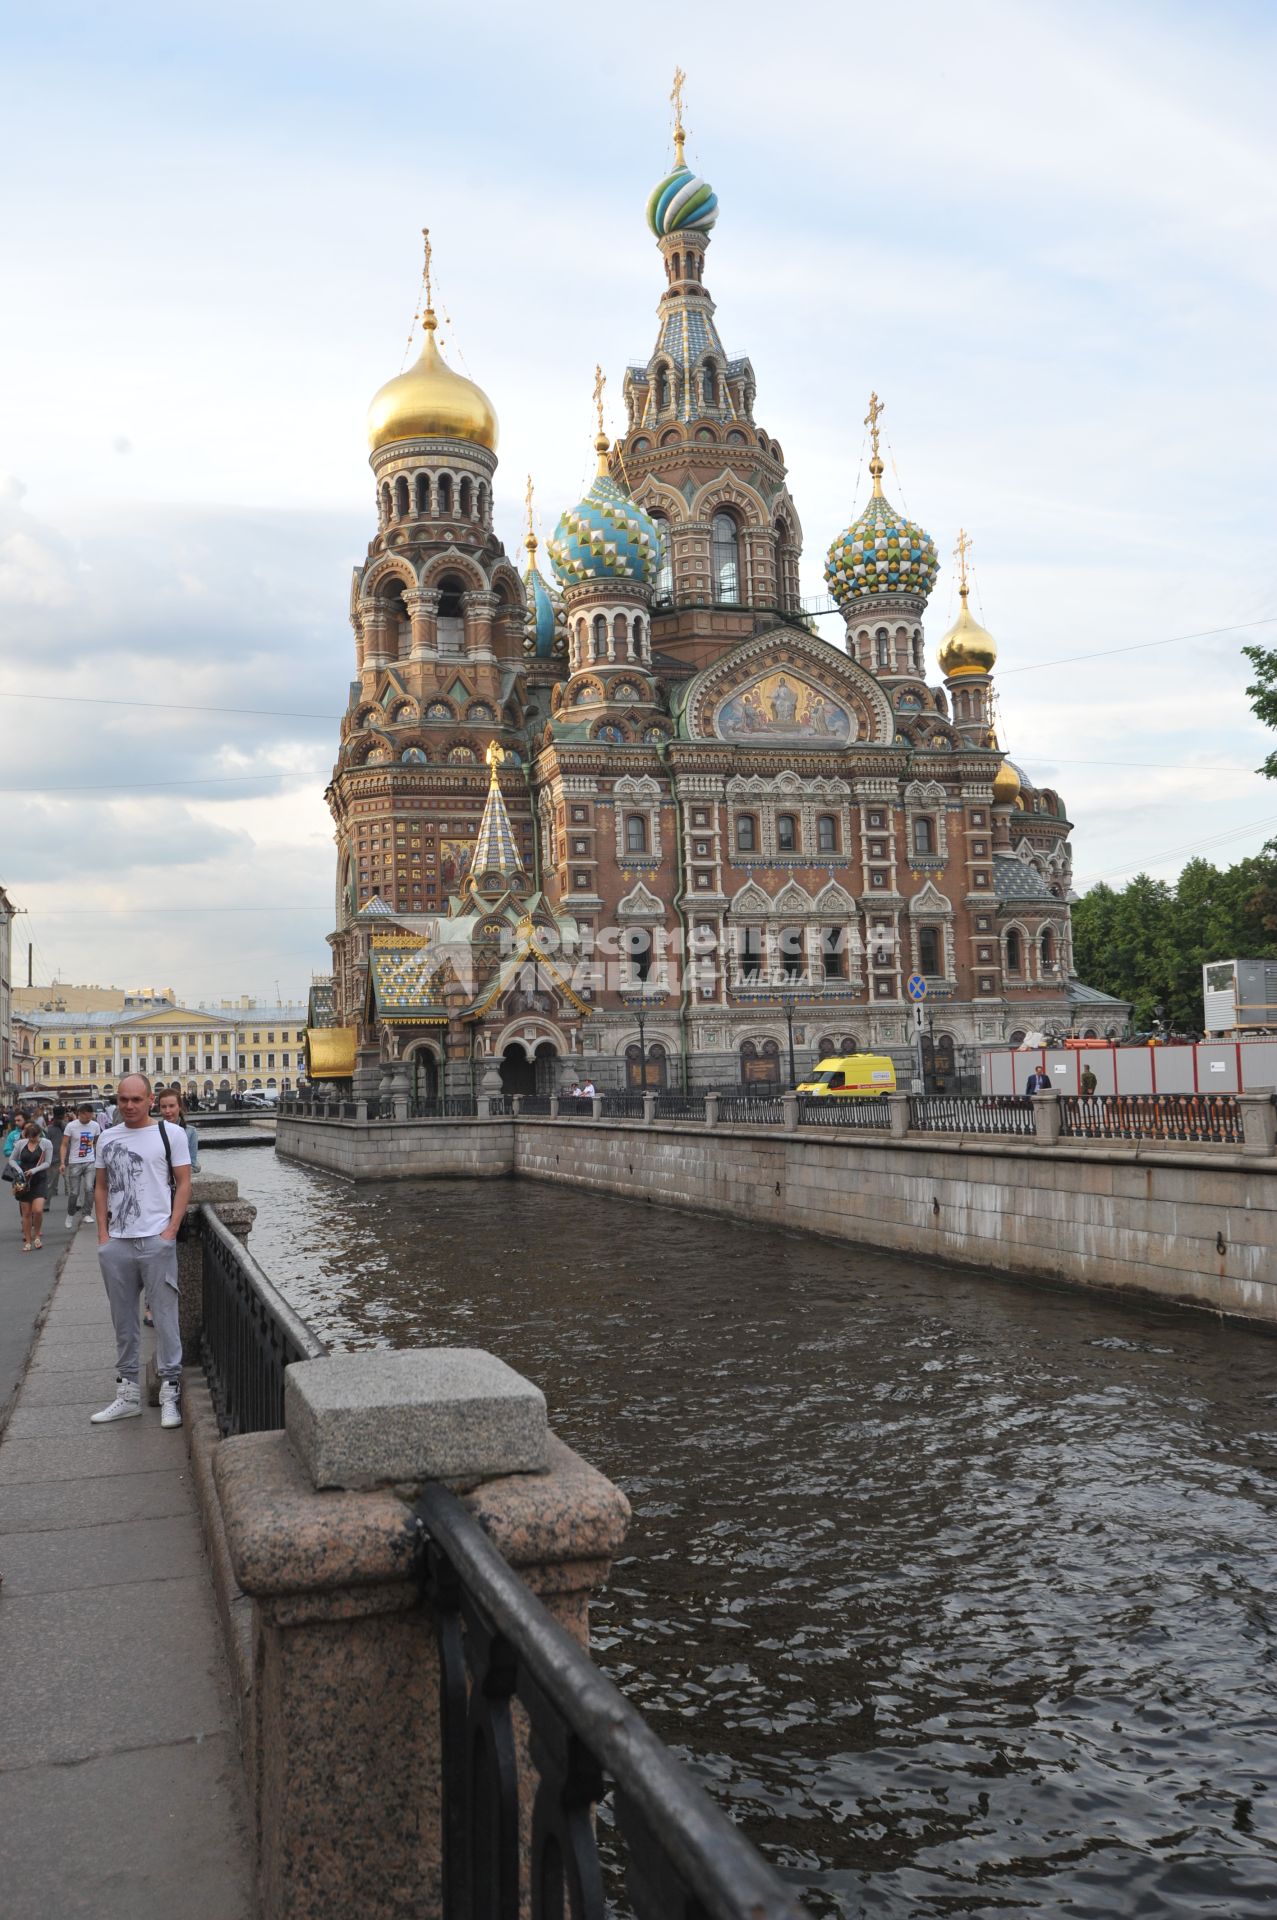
[
  {"x1": 511, "y1": 1094, "x2": 524, "y2": 1117},
  {"x1": 1238, "y1": 1091, "x2": 1277, "y2": 1156},
  {"x1": 212, "y1": 1350, "x2": 629, "y2": 1920},
  {"x1": 548, "y1": 1094, "x2": 560, "y2": 1119},
  {"x1": 781, "y1": 1090, "x2": 799, "y2": 1134},
  {"x1": 591, "y1": 1095, "x2": 603, "y2": 1120},
  {"x1": 1031, "y1": 1089, "x2": 1062, "y2": 1145},
  {"x1": 643, "y1": 1090, "x2": 657, "y2": 1125},
  {"x1": 704, "y1": 1090, "x2": 720, "y2": 1129},
  {"x1": 886, "y1": 1090, "x2": 911, "y2": 1140},
  {"x1": 356, "y1": 1099, "x2": 369, "y2": 1122}
]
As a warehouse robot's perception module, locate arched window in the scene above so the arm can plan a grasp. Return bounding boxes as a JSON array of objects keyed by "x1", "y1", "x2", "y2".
[
  {"x1": 394, "y1": 475, "x2": 409, "y2": 518},
  {"x1": 702, "y1": 364, "x2": 717, "y2": 406},
  {"x1": 738, "y1": 928, "x2": 764, "y2": 980},
  {"x1": 875, "y1": 628, "x2": 889, "y2": 670},
  {"x1": 820, "y1": 927, "x2": 845, "y2": 979},
  {"x1": 651, "y1": 515, "x2": 673, "y2": 602},
  {"x1": 625, "y1": 815, "x2": 648, "y2": 855},
  {"x1": 776, "y1": 813, "x2": 798, "y2": 853},
  {"x1": 779, "y1": 926, "x2": 805, "y2": 978},
  {"x1": 437, "y1": 574, "x2": 464, "y2": 619},
  {"x1": 414, "y1": 473, "x2": 430, "y2": 516},
  {"x1": 817, "y1": 814, "x2": 838, "y2": 854},
  {"x1": 712, "y1": 513, "x2": 740, "y2": 604},
  {"x1": 1041, "y1": 927, "x2": 1056, "y2": 972},
  {"x1": 736, "y1": 814, "x2": 757, "y2": 854},
  {"x1": 459, "y1": 477, "x2": 473, "y2": 518},
  {"x1": 437, "y1": 474, "x2": 452, "y2": 516},
  {"x1": 1006, "y1": 929, "x2": 1022, "y2": 974},
  {"x1": 613, "y1": 612, "x2": 628, "y2": 646},
  {"x1": 918, "y1": 926, "x2": 941, "y2": 975},
  {"x1": 592, "y1": 614, "x2": 607, "y2": 659},
  {"x1": 656, "y1": 366, "x2": 671, "y2": 411},
  {"x1": 625, "y1": 926, "x2": 653, "y2": 982},
  {"x1": 913, "y1": 818, "x2": 934, "y2": 855}
]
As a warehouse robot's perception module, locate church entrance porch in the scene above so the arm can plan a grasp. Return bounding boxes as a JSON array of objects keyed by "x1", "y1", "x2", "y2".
[{"x1": 498, "y1": 1039, "x2": 560, "y2": 1098}]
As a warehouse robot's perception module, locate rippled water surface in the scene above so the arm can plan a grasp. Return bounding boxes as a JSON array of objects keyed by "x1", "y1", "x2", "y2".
[{"x1": 205, "y1": 1148, "x2": 1277, "y2": 1916}]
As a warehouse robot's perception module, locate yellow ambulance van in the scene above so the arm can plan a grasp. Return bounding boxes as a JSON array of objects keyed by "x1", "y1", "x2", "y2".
[{"x1": 797, "y1": 1055, "x2": 897, "y2": 1098}]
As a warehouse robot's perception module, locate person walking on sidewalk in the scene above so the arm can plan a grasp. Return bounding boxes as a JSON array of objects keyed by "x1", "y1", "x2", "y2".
[
  {"x1": 7, "y1": 1121, "x2": 53, "y2": 1250},
  {"x1": 158, "y1": 1087, "x2": 200, "y2": 1174},
  {"x1": 91, "y1": 1073, "x2": 191, "y2": 1430},
  {"x1": 61, "y1": 1100, "x2": 102, "y2": 1229},
  {"x1": 45, "y1": 1105, "x2": 67, "y2": 1204}
]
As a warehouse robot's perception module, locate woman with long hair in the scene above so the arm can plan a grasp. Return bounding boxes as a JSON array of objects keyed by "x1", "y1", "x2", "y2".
[{"x1": 7, "y1": 1121, "x2": 53, "y2": 1251}]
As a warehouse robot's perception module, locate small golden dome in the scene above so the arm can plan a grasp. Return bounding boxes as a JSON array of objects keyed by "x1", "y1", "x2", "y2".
[
  {"x1": 366, "y1": 312, "x2": 498, "y2": 455},
  {"x1": 992, "y1": 757, "x2": 1021, "y2": 805},
  {"x1": 937, "y1": 590, "x2": 997, "y2": 678}
]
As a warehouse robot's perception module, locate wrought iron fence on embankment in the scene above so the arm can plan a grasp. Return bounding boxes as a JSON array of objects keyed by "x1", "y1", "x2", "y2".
[{"x1": 193, "y1": 1206, "x2": 802, "y2": 1919}]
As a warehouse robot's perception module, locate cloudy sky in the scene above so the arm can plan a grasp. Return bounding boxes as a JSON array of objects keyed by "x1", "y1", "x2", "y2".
[{"x1": 2, "y1": 0, "x2": 1275, "y2": 1003}]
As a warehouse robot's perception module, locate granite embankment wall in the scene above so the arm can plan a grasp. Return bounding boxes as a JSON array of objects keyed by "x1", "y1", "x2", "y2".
[{"x1": 276, "y1": 1115, "x2": 1277, "y2": 1327}]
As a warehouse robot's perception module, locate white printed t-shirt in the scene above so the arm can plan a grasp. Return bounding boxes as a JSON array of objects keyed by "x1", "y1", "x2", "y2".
[
  {"x1": 63, "y1": 1119, "x2": 102, "y2": 1169},
  {"x1": 99, "y1": 1119, "x2": 191, "y2": 1239}
]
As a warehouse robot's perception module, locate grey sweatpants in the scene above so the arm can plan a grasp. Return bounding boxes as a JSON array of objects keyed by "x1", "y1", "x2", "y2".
[
  {"x1": 65, "y1": 1165, "x2": 95, "y2": 1219},
  {"x1": 98, "y1": 1236, "x2": 181, "y2": 1387}
]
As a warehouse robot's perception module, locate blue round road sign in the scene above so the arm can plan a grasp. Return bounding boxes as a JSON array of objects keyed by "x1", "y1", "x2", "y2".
[{"x1": 906, "y1": 973, "x2": 928, "y2": 1002}]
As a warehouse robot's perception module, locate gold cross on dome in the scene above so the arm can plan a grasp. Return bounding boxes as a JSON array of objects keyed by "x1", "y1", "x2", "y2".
[
  {"x1": 421, "y1": 227, "x2": 433, "y2": 308},
  {"x1": 524, "y1": 473, "x2": 535, "y2": 542},
  {"x1": 593, "y1": 363, "x2": 606, "y2": 438},
  {"x1": 954, "y1": 526, "x2": 972, "y2": 596},
  {"x1": 864, "y1": 391, "x2": 883, "y2": 458},
  {"x1": 671, "y1": 67, "x2": 687, "y2": 166}
]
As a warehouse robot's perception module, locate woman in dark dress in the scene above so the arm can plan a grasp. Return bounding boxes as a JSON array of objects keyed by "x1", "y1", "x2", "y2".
[{"x1": 7, "y1": 1121, "x2": 53, "y2": 1251}]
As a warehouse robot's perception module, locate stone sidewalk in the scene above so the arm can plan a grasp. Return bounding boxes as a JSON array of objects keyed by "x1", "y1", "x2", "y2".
[{"x1": 0, "y1": 1227, "x2": 253, "y2": 1919}]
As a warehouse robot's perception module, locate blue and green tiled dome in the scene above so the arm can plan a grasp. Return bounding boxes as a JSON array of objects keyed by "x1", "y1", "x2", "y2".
[
  {"x1": 549, "y1": 450, "x2": 660, "y2": 588},
  {"x1": 646, "y1": 165, "x2": 719, "y2": 237},
  {"x1": 523, "y1": 540, "x2": 563, "y2": 657},
  {"x1": 825, "y1": 492, "x2": 939, "y2": 609}
]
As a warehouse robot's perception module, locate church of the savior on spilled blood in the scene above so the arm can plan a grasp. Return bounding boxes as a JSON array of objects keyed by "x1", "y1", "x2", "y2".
[{"x1": 312, "y1": 93, "x2": 1121, "y2": 1098}]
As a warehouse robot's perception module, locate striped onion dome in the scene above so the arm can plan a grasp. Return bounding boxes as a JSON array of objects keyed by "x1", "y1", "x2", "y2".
[{"x1": 646, "y1": 165, "x2": 719, "y2": 236}]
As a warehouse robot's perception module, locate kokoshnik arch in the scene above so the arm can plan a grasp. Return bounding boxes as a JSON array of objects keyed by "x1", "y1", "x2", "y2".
[{"x1": 316, "y1": 91, "x2": 1119, "y2": 1100}]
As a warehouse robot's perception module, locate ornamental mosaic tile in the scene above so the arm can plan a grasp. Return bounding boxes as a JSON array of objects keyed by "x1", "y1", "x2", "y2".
[
  {"x1": 549, "y1": 472, "x2": 659, "y2": 586},
  {"x1": 825, "y1": 494, "x2": 938, "y2": 607}
]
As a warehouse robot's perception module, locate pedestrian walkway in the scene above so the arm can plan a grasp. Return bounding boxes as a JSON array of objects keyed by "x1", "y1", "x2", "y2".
[
  {"x1": 0, "y1": 1227, "x2": 252, "y2": 1920},
  {"x1": 0, "y1": 1179, "x2": 76, "y2": 1422}
]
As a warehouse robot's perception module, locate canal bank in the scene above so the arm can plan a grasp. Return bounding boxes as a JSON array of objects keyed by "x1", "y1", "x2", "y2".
[
  {"x1": 276, "y1": 1111, "x2": 1277, "y2": 1328},
  {"x1": 203, "y1": 1147, "x2": 1277, "y2": 1918}
]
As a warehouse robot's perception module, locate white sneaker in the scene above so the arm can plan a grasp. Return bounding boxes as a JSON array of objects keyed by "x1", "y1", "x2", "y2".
[
  {"x1": 159, "y1": 1382, "x2": 182, "y2": 1429},
  {"x1": 90, "y1": 1380, "x2": 141, "y2": 1424},
  {"x1": 65, "y1": 1216, "x2": 75, "y2": 1231}
]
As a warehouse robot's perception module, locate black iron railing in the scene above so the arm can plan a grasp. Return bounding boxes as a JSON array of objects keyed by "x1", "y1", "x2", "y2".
[
  {"x1": 516, "y1": 1094, "x2": 556, "y2": 1115},
  {"x1": 410, "y1": 1481, "x2": 803, "y2": 1920},
  {"x1": 909, "y1": 1095, "x2": 1037, "y2": 1136},
  {"x1": 1059, "y1": 1092, "x2": 1244, "y2": 1144},
  {"x1": 797, "y1": 1094, "x2": 891, "y2": 1128},
  {"x1": 408, "y1": 1094, "x2": 478, "y2": 1119},
  {"x1": 199, "y1": 1208, "x2": 328, "y2": 1436},
  {"x1": 718, "y1": 1094, "x2": 785, "y2": 1127},
  {"x1": 599, "y1": 1091, "x2": 647, "y2": 1120},
  {"x1": 654, "y1": 1092, "x2": 707, "y2": 1120}
]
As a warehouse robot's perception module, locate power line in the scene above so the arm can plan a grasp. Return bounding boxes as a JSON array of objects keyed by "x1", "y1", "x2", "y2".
[
  {"x1": 998, "y1": 616, "x2": 1277, "y2": 676},
  {"x1": 1075, "y1": 812, "x2": 1277, "y2": 888}
]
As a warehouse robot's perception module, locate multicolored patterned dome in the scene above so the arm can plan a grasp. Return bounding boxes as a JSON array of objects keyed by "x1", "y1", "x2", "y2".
[
  {"x1": 646, "y1": 165, "x2": 719, "y2": 237},
  {"x1": 825, "y1": 492, "x2": 939, "y2": 609},
  {"x1": 549, "y1": 442, "x2": 660, "y2": 588},
  {"x1": 523, "y1": 538, "x2": 563, "y2": 657}
]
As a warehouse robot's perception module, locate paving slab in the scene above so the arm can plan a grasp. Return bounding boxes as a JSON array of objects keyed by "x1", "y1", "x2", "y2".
[
  {"x1": 0, "y1": 1731, "x2": 252, "y2": 1920},
  {"x1": 3, "y1": 1365, "x2": 106, "y2": 1407},
  {"x1": 0, "y1": 1511, "x2": 204, "y2": 1595},
  {"x1": 0, "y1": 1466, "x2": 194, "y2": 1535},
  {"x1": 0, "y1": 1427, "x2": 192, "y2": 1485}
]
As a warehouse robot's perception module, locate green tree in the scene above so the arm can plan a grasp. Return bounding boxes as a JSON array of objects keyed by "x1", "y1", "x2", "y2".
[{"x1": 1242, "y1": 645, "x2": 1277, "y2": 778}]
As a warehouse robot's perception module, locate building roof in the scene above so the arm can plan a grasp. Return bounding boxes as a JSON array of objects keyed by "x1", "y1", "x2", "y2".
[
  {"x1": 993, "y1": 855, "x2": 1057, "y2": 904},
  {"x1": 24, "y1": 1005, "x2": 307, "y2": 1031},
  {"x1": 1066, "y1": 978, "x2": 1130, "y2": 1008}
]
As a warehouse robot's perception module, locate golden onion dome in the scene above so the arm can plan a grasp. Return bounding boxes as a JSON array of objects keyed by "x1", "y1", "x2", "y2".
[
  {"x1": 991, "y1": 757, "x2": 1021, "y2": 805},
  {"x1": 366, "y1": 310, "x2": 498, "y2": 455},
  {"x1": 937, "y1": 588, "x2": 997, "y2": 678}
]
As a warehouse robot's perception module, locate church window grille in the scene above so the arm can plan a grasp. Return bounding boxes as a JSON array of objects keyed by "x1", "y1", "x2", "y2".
[
  {"x1": 918, "y1": 928, "x2": 941, "y2": 975},
  {"x1": 736, "y1": 814, "x2": 757, "y2": 854},
  {"x1": 776, "y1": 813, "x2": 798, "y2": 853},
  {"x1": 821, "y1": 928, "x2": 846, "y2": 979},
  {"x1": 711, "y1": 513, "x2": 740, "y2": 605},
  {"x1": 913, "y1": 818, "x2": 934, "y2": 855},
  {"x1": 624, "y1": 815, "x2": 648, "y2": 855},
  {"x1": 817, "y1": 814, "x2": 838, "y2": 854}
]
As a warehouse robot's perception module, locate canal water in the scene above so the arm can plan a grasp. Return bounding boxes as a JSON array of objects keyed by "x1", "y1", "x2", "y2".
[{"x1": 203, "y1": 1149, "x2": 1277, "y2": 1917}]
